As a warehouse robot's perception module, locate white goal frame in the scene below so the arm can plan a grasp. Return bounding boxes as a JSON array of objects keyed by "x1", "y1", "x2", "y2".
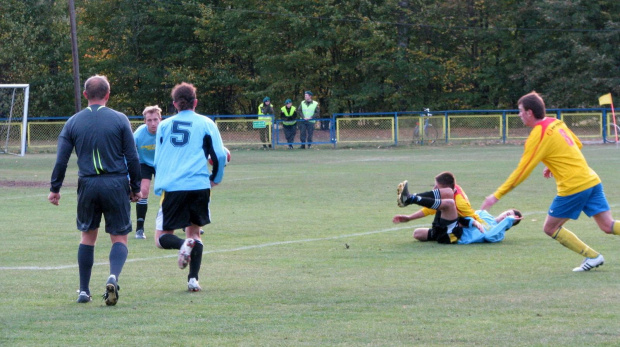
[{"x1": 0, "y1": 84, "x2": 29, "y2": 156}]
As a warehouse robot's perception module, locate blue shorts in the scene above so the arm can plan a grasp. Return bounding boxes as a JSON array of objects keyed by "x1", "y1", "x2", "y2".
[{"x1": 548, "y1": 183, "x2": 609, "y2": 219}]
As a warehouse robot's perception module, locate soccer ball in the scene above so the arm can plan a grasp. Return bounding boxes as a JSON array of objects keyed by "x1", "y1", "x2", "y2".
[{"x1": 208, "y1": 147, "x2": 231, "y2": 166}]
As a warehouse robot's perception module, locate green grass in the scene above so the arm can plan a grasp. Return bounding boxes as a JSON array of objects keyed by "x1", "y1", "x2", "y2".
[{"x1": 2, "y1": 145, "x2": 620, "y2": 346}]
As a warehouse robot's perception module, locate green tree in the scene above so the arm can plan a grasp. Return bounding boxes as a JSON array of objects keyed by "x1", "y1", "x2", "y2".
[{"x1": 0, "y1": 0, "x2": 74, "y2": 117}]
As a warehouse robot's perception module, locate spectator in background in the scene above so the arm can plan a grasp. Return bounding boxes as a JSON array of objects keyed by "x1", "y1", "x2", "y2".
[
  {"x1": 48, "y1": 74, "x2": 141, "y2": 305},
  {"x1": 280, "y1": 99, "x2": 297, "y2": 149},
  {"x1": 298, "y1": 91, "x2": 319, "y2": 149},
  {"x1": 257, "y1": 96, "x2": 274, "y2": 149}
]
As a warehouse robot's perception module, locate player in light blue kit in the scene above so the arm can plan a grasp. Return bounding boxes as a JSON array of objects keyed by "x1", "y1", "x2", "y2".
[
  {"x1": 133, "y1": 105, "x2": 161, "y2": 239},
  {"x1": 458, "y1": 209, "x2": 522, "y2": 244},
  {"x1": 153, "y1": 82, "x2": 227, "y2": 292}
]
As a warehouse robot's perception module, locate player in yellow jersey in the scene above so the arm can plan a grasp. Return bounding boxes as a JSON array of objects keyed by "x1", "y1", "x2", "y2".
[
  {"x1": 394, "y1": 171, "x2": 484, "y2": 244},
  {"x1": 481, "y1": 91, "x2": 620, "y2": 272}
]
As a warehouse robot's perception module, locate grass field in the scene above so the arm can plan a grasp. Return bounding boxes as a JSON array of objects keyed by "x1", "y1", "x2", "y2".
[{"x1": 1, "y1": 145, "x2": 620, "y2": 346}]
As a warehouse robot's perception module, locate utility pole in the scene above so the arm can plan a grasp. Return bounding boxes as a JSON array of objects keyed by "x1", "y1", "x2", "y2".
[{"x1": 68, "y1": 0, "x2": 81, "y2": 112}]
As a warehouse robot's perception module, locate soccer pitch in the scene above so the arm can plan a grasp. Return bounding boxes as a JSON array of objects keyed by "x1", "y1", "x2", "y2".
[{"x1": 1, "y1": 145, "x2": 620, "y2": 346}]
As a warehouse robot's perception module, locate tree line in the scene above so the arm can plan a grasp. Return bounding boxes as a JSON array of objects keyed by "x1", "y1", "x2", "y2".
[{"x1": 1, "y1": 0, "x2": 619, "y2": 118}]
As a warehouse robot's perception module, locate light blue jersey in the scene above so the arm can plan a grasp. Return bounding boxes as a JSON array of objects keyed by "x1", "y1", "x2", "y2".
[
  {"x1": 457, "y1": 210, "x2": 516, "y2": 244},
  {"x1": 154, "y1": 110, "x2": 226, "y2": 195},
  {"x1": 133, "y1": 124, "x2": 157, "y2": 167}
]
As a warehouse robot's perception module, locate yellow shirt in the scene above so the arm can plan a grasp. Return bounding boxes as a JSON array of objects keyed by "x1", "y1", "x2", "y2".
[
  {"x1": 494, "y1": 118, "x2": 600, "y2": 199},
  {"x1": 420, "y1": 184, "x2": 483, "y2": 223}
]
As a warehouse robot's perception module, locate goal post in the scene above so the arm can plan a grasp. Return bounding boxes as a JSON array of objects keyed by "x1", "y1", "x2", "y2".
[{"x1": 0, "y1": 84, "x2": 29, "y2": 156}]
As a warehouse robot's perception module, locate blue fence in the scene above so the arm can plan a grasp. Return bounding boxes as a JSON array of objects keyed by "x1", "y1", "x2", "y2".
[{"x1": 4, "y1": 108, "x2": 617, "y2": 153}]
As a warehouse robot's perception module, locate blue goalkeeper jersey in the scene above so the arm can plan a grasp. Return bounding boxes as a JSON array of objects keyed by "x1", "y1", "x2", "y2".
[
  {"x1": 133, "y1": 124, "x2": 157, "y2": 167},
  {"x1": 457, "y1": 210, "x2": 517, "y2": 244},
  {"x1": 154, "y1": 110, "x2": 226, "y2": 195}
]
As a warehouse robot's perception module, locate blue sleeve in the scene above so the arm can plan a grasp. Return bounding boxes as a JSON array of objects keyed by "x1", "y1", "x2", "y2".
[
  {"x1": 481, "y1": 217, "x2": 514, "y2": 243},
  {"x1": 204, "y1": 121, "x2": 226, "y2": 184}
]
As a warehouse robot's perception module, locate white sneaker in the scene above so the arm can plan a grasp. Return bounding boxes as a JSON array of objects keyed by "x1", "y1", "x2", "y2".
[
  {"x1": 178, "y1": 239, "x2": 195, "y2": 269},
  {"x1": 76, "y1": 290, "x2": 92, "y2": 303},
  {"x1": 572, "y1": 254, "x2": 604, "y2": 272},
  {"x1": 188, "y1": 278, "x2": 202, "y2": 292},
  {"x1": 135, "y1": 229, "x2": 146, "y2": 239}
]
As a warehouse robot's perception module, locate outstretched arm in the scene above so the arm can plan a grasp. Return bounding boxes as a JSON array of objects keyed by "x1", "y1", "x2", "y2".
[
  {"x1": 393, "y1": 210, "x2": 426, "y2": 224},
  {"x1": 480, "y1": 194, "x2": 499, "y2": 211}
]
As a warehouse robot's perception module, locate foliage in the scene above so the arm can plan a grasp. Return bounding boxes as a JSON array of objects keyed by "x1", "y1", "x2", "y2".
[{"x1": 0, "y1": 0, "x2": 618, "y2": 117}]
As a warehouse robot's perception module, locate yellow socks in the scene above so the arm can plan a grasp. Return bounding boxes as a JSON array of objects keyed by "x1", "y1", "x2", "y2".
[
  {"x1": 552, "y1": 227, "x2": 599, "y2": 258},
  {"x1": 613, "y1": 221, "x2": 620, "y2": 235}
]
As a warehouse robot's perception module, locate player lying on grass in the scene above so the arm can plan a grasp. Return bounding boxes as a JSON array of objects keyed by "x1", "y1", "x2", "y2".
[
  {"x1": 393, "y1": 177, "x2": 522, "y2": 244},
  {"x1": 392, "y1": 171, "x2": 484, "y2": 244},
  {"x1": 455, "y1": 209, "x2": 522, "y2": 244}
]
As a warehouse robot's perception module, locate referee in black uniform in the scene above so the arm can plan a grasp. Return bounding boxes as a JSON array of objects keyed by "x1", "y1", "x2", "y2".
[{"x1": 48, "y1": 75, "x2": 142, "y2": 305}]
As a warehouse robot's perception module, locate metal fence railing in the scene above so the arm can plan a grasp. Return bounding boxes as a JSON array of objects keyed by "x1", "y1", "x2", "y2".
[{"x1": 2, "y1": 108, "x2": 615, "y2": 153}]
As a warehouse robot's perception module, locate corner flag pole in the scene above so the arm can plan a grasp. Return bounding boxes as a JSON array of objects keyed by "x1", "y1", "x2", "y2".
[
  {"x1": 612, "y1": 99, "x2": 618, "y2": 145},
  {"x1": 599, "y1": 93, "x2": 616, "y2": 144}
]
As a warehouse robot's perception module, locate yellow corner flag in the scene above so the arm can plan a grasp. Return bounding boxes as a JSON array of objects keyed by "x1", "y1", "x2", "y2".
[{"x1": 599, "y1": 93, "x2": 613, "y2": 106}]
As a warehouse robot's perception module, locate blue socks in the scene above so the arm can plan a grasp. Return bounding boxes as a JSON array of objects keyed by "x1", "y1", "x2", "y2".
[
  {"x1": 109, "y1": 242, "x2": 128, "y2": 279},
  {"x1": 78, "y1": 244, "x2": 95, "y2": 295}
]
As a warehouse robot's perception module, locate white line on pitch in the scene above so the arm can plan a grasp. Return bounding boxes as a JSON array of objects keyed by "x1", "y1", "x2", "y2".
[{"x1": 0, "y1": 210, "x2": 547, "y2": 271}]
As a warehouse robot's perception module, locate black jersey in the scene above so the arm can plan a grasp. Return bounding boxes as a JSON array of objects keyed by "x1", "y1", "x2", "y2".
[{"x1": 50, "y1": 104, "x2": 140, "y2": 193}]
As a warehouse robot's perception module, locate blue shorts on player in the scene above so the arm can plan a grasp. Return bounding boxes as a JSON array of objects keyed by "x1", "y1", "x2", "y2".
[{"x1": 548, "y1": 183, "x2": 609, "y2": 219}]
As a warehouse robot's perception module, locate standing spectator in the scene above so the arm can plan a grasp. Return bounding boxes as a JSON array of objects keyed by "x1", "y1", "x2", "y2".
[
  {"x1": 298, "y1": 91, "x2": 319, "y2": 149},
  {"x1": 133, "y1": 105, "x2": 162, "y2": 239},
  {"x1": 257, "y1": 96, "x2": 274, "y2": 149},
  {"x1": 48, "y1": 75, "x2": 141, "y2": 305},
  {"x1": 154, "y1": 82, "x2": 227, "y2": 292},
  {"x1": 280, "y1": 98, "x2": 297, "y2": 149},
  {"x1": 481, "y1": 91, "x2": 620, "y2": 272}
]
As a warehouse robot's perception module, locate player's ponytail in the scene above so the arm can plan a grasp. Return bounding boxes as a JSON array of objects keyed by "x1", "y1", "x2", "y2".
[{"x1": 171, "y1": 82, "x2": 197, "y2": 111}]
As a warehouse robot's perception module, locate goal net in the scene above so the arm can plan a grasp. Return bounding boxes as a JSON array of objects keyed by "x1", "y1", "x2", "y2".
[{"x1": 0, "y1": 84, "x2": 29, "y2": 156}]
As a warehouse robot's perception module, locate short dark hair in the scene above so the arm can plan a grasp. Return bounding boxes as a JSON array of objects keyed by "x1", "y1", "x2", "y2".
[
  {"x1": 435, "y1": 171, "x2": 456, "y2": 189},
  {"x1": 84, "y1": 75, "x2": 110, "y2": 100},
  {"x1": 511, "y1": 209, "x2": 522, "y2": 226},
  {"x1": 518, "y1": 91, "x2": 546, "y2": 119},
  {"x1": 171, "y1": 82, "x2": 197, "y2": 111}
]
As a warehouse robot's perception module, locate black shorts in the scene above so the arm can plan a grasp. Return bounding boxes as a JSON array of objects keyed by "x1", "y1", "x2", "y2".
[
  {"x1": 427, "y1": 219, "x2": 462, "y2": 244},
  {"x1": 76, "y1": 175, "x2": 131, "y2": 235},
  {"x1": 140, "y1": 163, "x2": 155, "y2": 180},
  {"x1": 156, "y1": 189, "x2": 211, "y2": 231}
]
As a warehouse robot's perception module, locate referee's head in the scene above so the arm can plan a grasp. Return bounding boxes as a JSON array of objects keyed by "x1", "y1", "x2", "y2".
[{"x1": 83, "y1": 75, "x2": 110, "y2": 101}]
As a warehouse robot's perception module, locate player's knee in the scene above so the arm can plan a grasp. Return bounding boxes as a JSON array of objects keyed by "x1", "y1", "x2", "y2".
[
  {"x1": 413, "y1": 229, "x2": 427, "y2": 241},
  {"x1": 155, "y1": 235, "x2": 164, "y2": 249}
]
